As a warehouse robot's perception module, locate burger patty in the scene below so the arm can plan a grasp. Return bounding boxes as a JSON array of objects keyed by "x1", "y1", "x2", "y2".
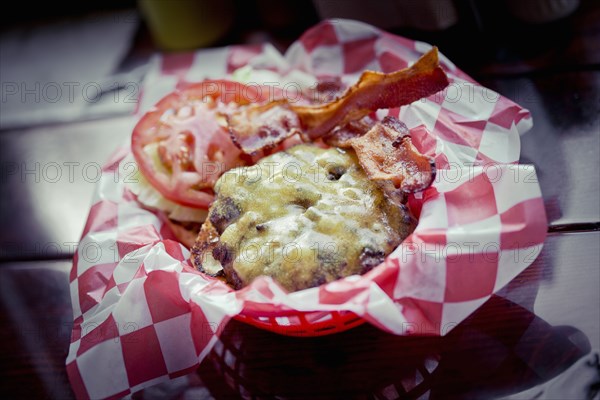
[{"x1": 191, "y1": 144, "x2": 416, "y2": 292}]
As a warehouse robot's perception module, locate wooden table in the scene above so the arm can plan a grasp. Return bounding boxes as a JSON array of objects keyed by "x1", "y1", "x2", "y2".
[{"x1": 1, "y1": 9, "x2": 599, "y2": 400}]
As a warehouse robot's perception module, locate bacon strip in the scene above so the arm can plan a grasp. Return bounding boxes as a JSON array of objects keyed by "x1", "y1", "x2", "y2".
[
  {"x1": 322, "y1": 116, "x2": 377, "y2": 148},
  {"x1": 295, "y1": 47, "x2": 448, "y2": 140},
  {"x1": 227, "y1": 47, "x2": 449, "y2": 154},
  {"x1": 226, "y1": 100, "x2": 302, "y2": 154},
  {"x1": 350, "y1": 116, "x2": 435, "y2": 193}
]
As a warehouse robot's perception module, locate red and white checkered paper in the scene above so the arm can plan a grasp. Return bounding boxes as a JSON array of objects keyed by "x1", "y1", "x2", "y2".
[{"x1": 67, "y1": 20, "x2": 546, "y2": 399}]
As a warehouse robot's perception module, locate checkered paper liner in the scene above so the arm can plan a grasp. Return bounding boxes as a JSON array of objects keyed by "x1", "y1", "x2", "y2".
[{"x1": 66, "y1": 20, "x2": 547, "y2": 399}]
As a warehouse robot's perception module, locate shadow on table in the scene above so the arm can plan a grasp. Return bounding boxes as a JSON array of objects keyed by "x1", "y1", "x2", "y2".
[{"x1": 197, "y1": 295, "x2": 590, "y2": 399}]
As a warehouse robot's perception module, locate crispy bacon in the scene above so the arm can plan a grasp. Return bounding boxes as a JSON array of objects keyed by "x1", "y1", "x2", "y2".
[
  {"x1": 228, "y1": 47, "x2": 449, "y2": 155},
  {"x1": 226, "y1": 100, "x2": 302, "y2": 155},
  {"x1": 350, "y1": 116, "x2": 435, "y2": 193},
  {"x1": 295, "y1": 46, "x2": 448, "y2": 139},
  {"x1": 323, "y1": 116, "x2": 377, "y2": 148},
  {"x1": 305, "y1": 76, "x2": 347, "y2": 104}
]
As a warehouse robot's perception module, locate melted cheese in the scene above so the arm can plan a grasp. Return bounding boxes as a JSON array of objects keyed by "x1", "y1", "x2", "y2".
[{"x1": 212, "y1": 144, "x2": 414, "y2": 291}]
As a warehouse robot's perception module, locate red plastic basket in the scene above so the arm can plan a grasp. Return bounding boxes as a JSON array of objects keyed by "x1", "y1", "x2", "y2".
[{"x1": 234, "y1": 309, "x2": 366, "y2": 337}]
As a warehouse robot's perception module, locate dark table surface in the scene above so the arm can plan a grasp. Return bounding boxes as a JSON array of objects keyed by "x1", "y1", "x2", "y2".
[{"x1": 1, "y1": 5, "x2": 599, "y2": 400}]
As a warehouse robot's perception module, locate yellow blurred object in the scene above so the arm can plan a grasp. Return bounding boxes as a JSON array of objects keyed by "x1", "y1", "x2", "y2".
[{"x1": 138, "y1": 0, "x2": 234, "y2": 51}]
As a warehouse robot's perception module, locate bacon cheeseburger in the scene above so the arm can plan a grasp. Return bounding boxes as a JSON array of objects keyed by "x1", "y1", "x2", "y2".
[{"x1": 130, "y1": 48, "x2": 449, "y2": 291}]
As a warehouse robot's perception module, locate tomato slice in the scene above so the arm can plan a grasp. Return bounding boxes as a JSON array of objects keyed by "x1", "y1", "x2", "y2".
[{"x1": 132, "y1": 80, "x2": 272, "y2": 208}]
